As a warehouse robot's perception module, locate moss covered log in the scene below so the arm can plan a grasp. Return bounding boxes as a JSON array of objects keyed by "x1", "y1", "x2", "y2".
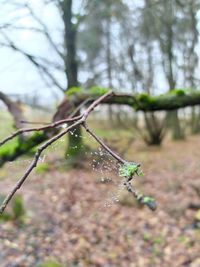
[
  {"x1": 109, "y1": 90, "x2": 200, "y2": 111},
  {"x1": 0, "y1": 132, "x2": 48, "y2": 167},
  {"x1": 1, "y1": 88, "x2": 200, "y2": 167},
  {"x1": 70, "y1": 88, "x2": 200, "y2": 111}
]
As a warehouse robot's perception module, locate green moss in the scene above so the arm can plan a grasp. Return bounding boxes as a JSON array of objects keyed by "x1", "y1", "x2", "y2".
[
  {"x1": 36, "y1": 260, "x2": 62, "y2": 267},
  {"x1": 143, "y1": 232, "x2": 151, "y2": 242},
  {"x1": 136, "y1": 93, "x2": 157, "y2": 110},
  {"x1": 0, "y1": 132, "x2": 47, "y2": 167},
  {"x1": 12, "y1": 194, "x2": 25, "y2": 221},
  {"x1": 119, "y1": 162, "x2": 142, "y2": 179},
  {"x1": 0, "y1": 194, "x2": 13, "y2": 221},
  {"x1": 65, "y1": 86, "x2": 109, "y2": 105},
  {"x1": 170, "y1": 89, "x2": 186, "y2": 96},
  {"x1": 137, "y1": 195, "x2": 157, "y2": 211},
  {"x1": 35, "y1": 162, "x2": 49, "y2": 174},
  {"x1": 65, "y1": 85, "x2": 109, "y2": 98},
  {"x1": 0, "y1": 212, "x2": 12, "y2": 221},
  {"x1": 137, "y1": 93, "x2": 150, "y2": 102},
  {"x1": 89, "y1": 86, "x2": 109, "y2": 96},
  {"x1": 65, "y1": 87, "x2": 81, "y2": 96},
  {"x1": 153, "y1": 236, "x2": 163, "y2": 245},
  {"x1": 0, "y1": 139, "x2": 19, "y2": 158},
  {"x1": 0, "y1": 194, "x2": 26, "y2": 223},
  {"x1": 18, "y1": 132, "x2": 47, "y2": 151}
]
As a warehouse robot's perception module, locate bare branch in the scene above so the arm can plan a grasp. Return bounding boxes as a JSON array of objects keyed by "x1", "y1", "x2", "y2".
[
  {"x1": 69, "y1": 97, "x2": 94, "y2": 118},
  {"x1": 0, "y1": 91, "x2": 113, "y2": 213},
  {"x1": 83, "y1": 123, "x2": 126, "y2": 164},
  {"x1": 0, "y1": 115, "x2": 82, "y2": 147},
  {"x1": 25, "y1": 3, "x2": 64, "y2": 60},
  {"x1": 0, "y1": 33, "x2": 65, "y2": 92},
  {"x1": 20, "y1": 120, "x2": 53, "y2": 125}
]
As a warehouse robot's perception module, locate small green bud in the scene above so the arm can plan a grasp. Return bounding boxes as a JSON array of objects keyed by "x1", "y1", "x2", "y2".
[
  {"x1": 119, "y1": 162, "x2": 141, "y2": 179},
  {"x1": 139, "y1": 196, "x2": 157, "y2": 211}
]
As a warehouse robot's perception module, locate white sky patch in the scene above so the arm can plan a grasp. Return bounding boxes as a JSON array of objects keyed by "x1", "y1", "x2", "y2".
[{"x1": 0, "y1": 1, "x2": 65, "y2": 105}]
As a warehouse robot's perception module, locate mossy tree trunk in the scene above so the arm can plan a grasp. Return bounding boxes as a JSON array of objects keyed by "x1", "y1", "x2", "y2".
[
  {"x1": 61, "y1": 0, "x2": 84, "y2": 162},
  {"x1": 65, "y1": 121, "x2": 85, "y2": 165}
]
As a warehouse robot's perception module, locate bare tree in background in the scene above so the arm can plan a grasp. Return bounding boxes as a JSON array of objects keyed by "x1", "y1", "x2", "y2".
[{"x1": 0, "y1": 0, "x2": 90, "y2": 161}]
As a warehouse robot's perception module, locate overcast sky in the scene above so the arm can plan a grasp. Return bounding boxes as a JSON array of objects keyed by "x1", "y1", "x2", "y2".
[
  {"x1": 0, "y1": 1, "x2": 200, "y2": 106},
  {"x1": 0, "y1": 1, "x2": 65, "y2": 105}
]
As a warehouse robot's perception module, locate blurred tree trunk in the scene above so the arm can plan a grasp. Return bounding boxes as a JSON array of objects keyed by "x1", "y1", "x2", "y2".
[
  {"x1": 191, "y1": 107, "x2": 200, "y2": 134},
  {"x1": 143, "y1": 42, "x2": 166, "y2": 145},
  {"x1": 60, "y1": 0, "x2": 84, "y2": 162},
  {"x1": 143, "y1": 112, "x2": 165, "y2": 145},
  {"x1": 0, "y1": 91, "x2": 25, "y2": 130},
  {"x1": 159, "y1": 0, "x2": 184, "y2": 140},
  {"x1": 105, "y1": 2, "x2": 114, "y2": 124},
  {"x1": 0, "y1": 91, "x2": 25, "y2": 142},
  {"x1": 187, "y1": 0, "x2": 199, "y2": 134},
  {"x1": 143, "y1": 43, "x2": 166, "y2": 145}
]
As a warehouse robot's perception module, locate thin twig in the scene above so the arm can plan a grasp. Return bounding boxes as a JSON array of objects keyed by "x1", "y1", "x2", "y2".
[
  {"x1": 69, "y1": 97, "x2": 94, "y2": 118},
  {"x1": 20, "y1": 120, "x2": 51, "y2": 125},
  {"x1": 82, "y1": 91, "x2": 114, "y2": 120},
  {"x1": 0, "y1": 115, "x2": 83, "y2": 147},
  {"x1": 83, "y1": 123, "x2": 126, "y2": 164},
  {"x1": 124, "y1": 181, "x2": 139, "y2": 198}
]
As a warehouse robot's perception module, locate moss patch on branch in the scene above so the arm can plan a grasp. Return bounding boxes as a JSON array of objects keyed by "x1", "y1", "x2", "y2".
[
  {"x1": 65, "y1": 87, "x2": 200, "y2": 111},
  {"x1": 0, "y1": 132, "x2": 47, "y2": 167}
]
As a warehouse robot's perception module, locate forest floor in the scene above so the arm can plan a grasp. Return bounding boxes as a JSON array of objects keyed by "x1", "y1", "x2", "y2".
[{"x1": 0, "y1": 123, "x2": 200, "y2": 267}]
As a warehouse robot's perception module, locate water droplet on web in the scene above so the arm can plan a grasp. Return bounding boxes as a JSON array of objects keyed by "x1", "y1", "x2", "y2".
[{"x1": 62, "y1": 124, "x2": 68, "y2": 129}]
